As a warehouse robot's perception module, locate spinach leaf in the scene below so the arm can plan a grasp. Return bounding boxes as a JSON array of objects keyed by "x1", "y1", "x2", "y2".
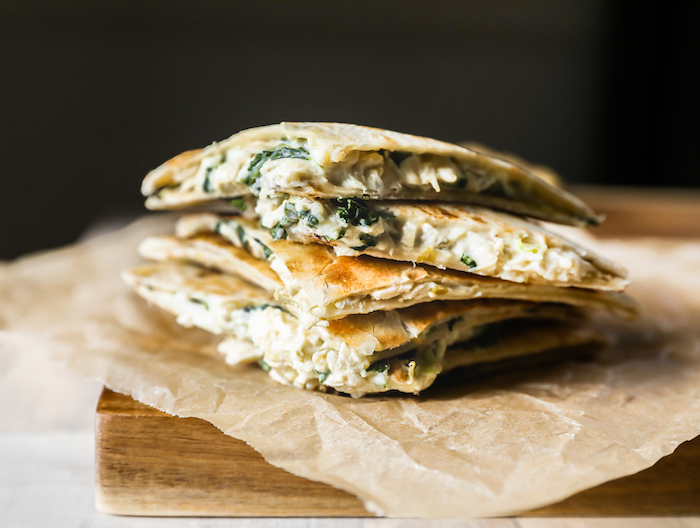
[
  {"x1": 242, "y1": 144, "x2": 311, "y2": 193},
  {"x1": 359, "y1": 233, "x2": 378, "y2": 246},
  {"x1": 203, "y1": 167, "x2": 214, "y2": 192},
  {"x1": 203, "y1": 154, "x2": 226, "y2": 192},
  {"x1": 280, "y1": 202, "x2": 299, "y2": 227},
  {"x1": 460, "y1": 254, "x2": 477, "y2": 268},
  {"x1": 333, "y1": 197, "x2": 394, "y2": 227},
  {"x1": 276, "y1": 202, "x2": 318, "y2": 229},
  {"x1": 270, "y1": 202, "x2": 311, "y2": 241},
  {"x1": 366, "y1": 361, "x2": 388, "y2": 373},
  {"x1": 255, "y1": 238, "x2": 273, "y2": 259},
  {"x1": 351, "y1": 233, "x2": 378, "y2": 251},
  {"x1": 236, "y1": 225, "x2": 248, "y2": 250},
  {"x1": 243, "y1": 303, "x2": 271, "y2": 312},
  {"x1": 324, "y1": 227, "x2": 346, "y2": 242},
  {"x1": 299, "y1": 209, "x2": 318, "y2": 227}
]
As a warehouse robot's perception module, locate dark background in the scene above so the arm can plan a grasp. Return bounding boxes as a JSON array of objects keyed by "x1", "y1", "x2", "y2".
[{"x1": 1, "y1": 1, "x2": 698, "y2": 260}]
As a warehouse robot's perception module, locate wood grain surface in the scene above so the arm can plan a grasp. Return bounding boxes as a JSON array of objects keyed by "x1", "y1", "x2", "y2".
[
  {"x1": 96, "y1": 389, "x2": 700, "y2": 517},
  {"x1": 95, "y1": 389, "x2": 368, "y2": 517}
]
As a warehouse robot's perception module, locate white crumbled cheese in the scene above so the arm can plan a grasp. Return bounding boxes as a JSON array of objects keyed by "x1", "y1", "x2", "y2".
[
  {"x1": 189, "y1": 140, "x2": 510, "y2": 204},
  {"x1": 321, "y1": 151, "x2": 390, "y2": 193},
  {"x1": 130, "y1": 267, "x2": 544, "y2": 396},
  {"x1": 133, "y1": 279, "x2": 482, "y2": 396},
  {"x1": 254, "y1": 194, "x2": 607, "y2": 288}
]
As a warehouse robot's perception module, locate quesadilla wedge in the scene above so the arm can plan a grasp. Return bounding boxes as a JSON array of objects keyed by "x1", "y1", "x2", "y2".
[
  {"x1": 140, "y1": 215, "x2": 637, "y2": 323},
  {"x1": 142, "y1": 122, "x2": 600, "y2": 227},
  {"x1": 174, "y1": 202, "x2": 628, "y2": 291},
  {"x1": 123, "y1": 261, "x2": 596, "y2": 397}
]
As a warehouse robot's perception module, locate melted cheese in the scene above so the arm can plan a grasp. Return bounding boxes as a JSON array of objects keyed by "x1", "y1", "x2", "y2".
[
  {"x1": 154, "y1": 140, "x2": 512, "y2": 210},
  {"x1": 127, "y1": 269, "x2": 496, "y2": 397},
  {"x1": 255, "y1": 195, "x2": 625, "y2": 290}
]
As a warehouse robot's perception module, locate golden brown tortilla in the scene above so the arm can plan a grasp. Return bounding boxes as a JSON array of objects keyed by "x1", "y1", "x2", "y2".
[
  {"x1": 141, "y1": 214, "x2": 637, "y2": 322},
  {"x1": 142, "y1": 122, "x2": 600, "y2": 226}
]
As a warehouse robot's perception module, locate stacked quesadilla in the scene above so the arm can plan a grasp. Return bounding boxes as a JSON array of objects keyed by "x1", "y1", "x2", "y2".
[{"x1": 124, "y1": 122, "x2": 635, "y2": 397}]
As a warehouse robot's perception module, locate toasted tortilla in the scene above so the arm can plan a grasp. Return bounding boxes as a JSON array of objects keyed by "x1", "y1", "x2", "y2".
[
  {"x1": 441, "y1": 318, "x2": 605, "y2": 373},
  {"x1": 142, "y1": 122, "x2": 600, "y2": 226},
  {"x1": 255, "y1": 197, "x2": 628, "y2": 290},
  {"x1": 174, "y1": 206, "x2": 628, "y2": 291},
  {"x1": 138, "y1": 232, "x2": 282, "y2": 294},
  {"x1": 376, "y1": 318, "x2": 606, "y2": 394},
  {"x1": 141, "y1": 214, "x2": 637, "y2": 323},
  {"x1": 123, "y1": 261, "x2": 589, "y2": 397}
]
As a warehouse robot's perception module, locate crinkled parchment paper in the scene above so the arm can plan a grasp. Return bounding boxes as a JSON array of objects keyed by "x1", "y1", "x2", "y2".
[{"x1": 2, "y1": 214, "x2": 700, "y2": 518}]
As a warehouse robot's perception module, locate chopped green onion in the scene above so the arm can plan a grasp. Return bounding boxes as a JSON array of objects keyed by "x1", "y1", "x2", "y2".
[
  {"x1": 190, "y1": 298, "x2": 209, "y2": 310},
  {"x1": 271, "y1": 226, "x2": 287, "y2": 241},
  {"x1": 299, "y1": 209, "x2": 318, "y2": 227},
  {"x1": 255, "y1": 239, "x2": 273, "y2": 259},
  {"x1": 518, "y1": 236, "x2": 543, "y2": 254},
  {"x1": 315, "y1": 369, "x2": 331, "y2": 383},
  {"x1": 460, "y1": 254, "x2": 477, "y2": 268},
  {"x1": 229, "y1": 197, "x2": 247, "y2": 211},
  {"x1": 258, "y1": 359, "x2": 271, "y2": 372}
]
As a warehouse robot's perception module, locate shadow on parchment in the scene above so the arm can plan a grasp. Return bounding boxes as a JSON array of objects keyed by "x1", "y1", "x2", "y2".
[{"x1": 418, "y1": 315, "x2": 700, "y2": 403}]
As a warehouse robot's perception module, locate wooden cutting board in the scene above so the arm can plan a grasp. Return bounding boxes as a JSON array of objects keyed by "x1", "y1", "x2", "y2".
[
  {"x1": 96, "y1": 190, "x2": 700, "y2": 516},
  {"x1": 95, "y1": 388, "x2": 700, "y2": 517}
]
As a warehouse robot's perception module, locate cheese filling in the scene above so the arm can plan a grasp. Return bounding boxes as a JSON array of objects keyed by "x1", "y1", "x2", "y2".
[
  {"x1": 129, "y1": 272, "x2": 502, "y2": 397},
  {"x1": 253, "y1": 194, "x2": 614, "y2": 289},
  {"x1": 217, "y1": 303, "x2": 491, "y2": 397},
  {"x1": 168, "y1": 215, "x2": 635, "y2": 323},
  {"x1": 152, "y1": 139, "x2": 544, "y2": 210}
]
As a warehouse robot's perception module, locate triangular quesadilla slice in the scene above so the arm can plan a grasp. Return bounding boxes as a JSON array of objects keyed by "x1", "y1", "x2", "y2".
[
  {"x1": 142, "y1": 122, "x2": 600, "y2": 226},
  {"x1": 174, "y1": 205, "x2": 628, "y2": 291},
  {"x1": 141, "y1": 214, "x2": 637, "y2": 322},
  {"x1": 123, "y1": 261, "x2": 596, "y2": 397}
]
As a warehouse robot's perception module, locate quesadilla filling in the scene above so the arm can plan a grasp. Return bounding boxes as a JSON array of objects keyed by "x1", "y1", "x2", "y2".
[
  {"x1": 162, "y1": 215, "x2": 637, "y2": 323},
  {"x1": 124, "y1": 262, "x2": 584, "y2": 397},
  {"x1": 148, "y1": 138, "x2": 596, "y2": 226},
  {"x1": 251, "y1": 195, "x2": 625, "y2": 290},
  {"x1": 153, "y1": 138, "x2": 508, "y2": 199}
]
